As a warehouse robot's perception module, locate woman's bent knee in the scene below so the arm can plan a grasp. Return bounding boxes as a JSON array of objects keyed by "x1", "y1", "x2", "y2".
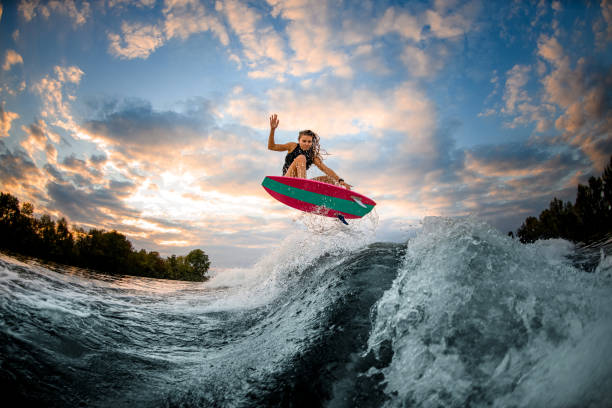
[{"x1": 293, "y1": 154, "x2": 306, "y2": 164}]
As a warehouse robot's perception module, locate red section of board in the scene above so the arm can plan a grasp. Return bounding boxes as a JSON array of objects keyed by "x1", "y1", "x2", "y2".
[
  {"x1": 263, "y1": 187, "x2": 361, "y2": 219},
  {"x1": 266, "y1": 176, "x2": 376, "y2": 206}
]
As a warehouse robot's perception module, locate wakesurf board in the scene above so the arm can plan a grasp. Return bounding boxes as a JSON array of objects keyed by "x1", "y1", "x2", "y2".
[{"x1": 261, "y1": 176, "x2": 376, "y2": 224}]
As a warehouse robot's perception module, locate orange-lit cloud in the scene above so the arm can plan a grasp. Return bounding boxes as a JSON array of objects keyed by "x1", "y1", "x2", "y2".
[
  {"x1": 216, "y1": 0, "x2": 287, "y2": 79},
  {"x1": 376, "y1": 1, "x2": 479, "y2": 41},
  {"x1": 225, "y1": 80, "x2": 435, "y2": 146},
  {"x1": 267, "y1": 0, "x2": 352, "y2": 78},
  {"x1": 32, "y1": 65, "x2": 84, "y2": 134},
  {"x1": 3, "y1": 50, "x2": 23, "y2": 71},
  {"x1": 20, "y1": 119, "x2": 59, "y2": 164},
  {"x1": 0, "y1": 105, "x2": 19, "y2": 137},
  {"x1": 107, "y1": 0, "x2": 229, "y2": 61},
  {"x1": 163, "y1": 0, "x2": 229, "y2": 45},
  {"x1": 108, "y1": 22, "x2": 164, "y2": 60},
  {"x1": 537, "y1": 33, "x2": 612, "y2": 171},
  {"x1": 18, "y1": 0, "x2": 91, "y2": 26},
  {"x1": 108, "y1": 0, "x2": 155, "y2": 8}
]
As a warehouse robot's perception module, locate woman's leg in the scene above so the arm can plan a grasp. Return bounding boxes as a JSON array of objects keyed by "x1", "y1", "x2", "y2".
[{"x1": 284, "y1": 155, "x2": 307, "y2": 178}]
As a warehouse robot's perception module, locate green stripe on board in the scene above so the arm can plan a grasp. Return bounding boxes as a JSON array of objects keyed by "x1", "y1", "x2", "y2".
[{"x1": 262, "y1": 177, "x2": 374, "y2": 217}]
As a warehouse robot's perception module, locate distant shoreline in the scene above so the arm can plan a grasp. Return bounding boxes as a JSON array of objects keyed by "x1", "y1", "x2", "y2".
[
  {"x1": 0, "y1": 192, "x2": 211, "y2": 282},
  {"x1": 0, "y1": 249, "x2": 210, "y2": 283}
]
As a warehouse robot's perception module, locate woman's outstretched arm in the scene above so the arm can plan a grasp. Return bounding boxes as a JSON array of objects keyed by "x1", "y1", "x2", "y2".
[{"x1": 267, "y1": 114, "x2": 294, "y2": 151}]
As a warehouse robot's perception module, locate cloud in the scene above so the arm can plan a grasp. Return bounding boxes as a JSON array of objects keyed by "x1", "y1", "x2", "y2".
[
  {"x1": 106, "y1": 0, "x2": 229, "y2": 60},
  {"x1": 83, "y1": 97, "x2": 213, "y2": 148},
  {"x1": 489, "y1": 29, "x2": 611, "y2": 170},
  {"x1": 375, "y1": 6, "x2": 422, "y2": 41},
  {"x1": 537, "y1": 34, "x2": 612, "y2": 170},
  {"x1": 401, "y1": 44, "x2": 445, "y2": 78},
  {"x1": 20, "y1": 119, "x2": 60, "y2": 164},
  {"x1": 217, "y1": 0, "x2": 286, "y2": 78},
  {"x1": 225, "y1": 79, "x2": 435, "y2": 144},
  {"x1": 425, "y1": 0, "x2": 479, "y2": 39},
  {"x1": 18, "y1": 0, "x2": 39, "y2": 21},
  {"x1": 108, "y1": 22, "x2": 164, "y2": 59},
  {"x1": 0, "y1": 141, "x2": 46, "y2": 204},
  {"x1": 406, "y1": 141, "x2": 590, "y2": 233},
  {"x1": 502, "y1": 64, "x2": 531, "y2": 114},
  {"x1": 108, "y1": 0, "x2": 155, "y2": 8},
  {"x1": 537, "y1": 35, "x2": 566, "y2": 67},
  {"x1": 0, "y1": 105, "x2": 20, "y2": 137},
  {"x1": 598, "y1": 0, "x2": 612, "y2": 44},
  {"x1": 373, "y1": 1, "x2": 480, "y2": 80},
  {"x1": 3, "y1": 50, "x2": 24, "y2": 71},
  {"x1": 46, "y1": 180, "x2": 139, "y2": 226},
  {"x1": 266, "y1": 0, "x2": 352, "y2": 78},
  {"x1": 32, "y1": 65, "x2": 84, "y2": 134},
  {"x1": 163, "y1": 0, "x2": 229, "y2": 45},
  {"x1": 55, "y1": 65, "x2": 84, "y2": 84},
  {"x1": 478, "y1": 108, "x2": 495, "y2": 117},
  {"x1": 500, "y1": 64, "x2": 555, "y2": 131},
  {"x1": 375, "y1": 0, "x2": 480, "y2": 41},
  {"x1": 18, "y1": 0, "x2": 91, "y2": 26},
  {"x1": 43, "y1": 163, "x2": 65, "y2": 182}
]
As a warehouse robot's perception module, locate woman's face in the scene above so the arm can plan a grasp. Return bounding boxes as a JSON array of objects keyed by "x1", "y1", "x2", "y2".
[{"x1": 298, "y1": 135, "x2": 313, "y2": 151}]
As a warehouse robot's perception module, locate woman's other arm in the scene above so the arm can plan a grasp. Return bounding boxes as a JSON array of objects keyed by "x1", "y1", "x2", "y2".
[{"x1": 313, "y1": 157, "x2": 352, "y2": 189}]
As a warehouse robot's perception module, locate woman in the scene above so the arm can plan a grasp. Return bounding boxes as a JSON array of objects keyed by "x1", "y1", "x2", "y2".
[{"x1": 267, "y1": 114, "x2": 352, "y2": 190}]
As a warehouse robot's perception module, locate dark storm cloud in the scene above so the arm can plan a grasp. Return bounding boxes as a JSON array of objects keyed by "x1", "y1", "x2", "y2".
[
  {"x1": 83, "y1": 97, "x2": 215, "y2": 147},
  {"x1": 23, "y1": 120, "x2": 46, "y2": 142},
  {"x1": 90, "y1": 153, "x2": 107, "y2": 164},
  {"x1": 465, "y1": 142, "x2": 557, "y2": 171},
  {"x1": 0, "y1": 141, "x2": 39, "y2": 183},
  {"x1": 445, "y1": 142, "x2": 595, "y2": 232},
  {"x1": 109, "y1": 179, "x2": 135, "y2": 193},
  {"x1": 46, "y1": 181, "x2": 139, "y2": 224},
  {"x1": 62, "y1": 154, "x2": 86, "y2": 168},
  {"x1": 43, "y1": 164, "x2": 65, "y2": 182}
]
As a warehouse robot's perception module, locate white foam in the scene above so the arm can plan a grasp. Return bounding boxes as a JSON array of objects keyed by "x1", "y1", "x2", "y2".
[
  {"x1": 199, "y1": 218, "x2": 377, "y2": 312},
  {"x1": 367, "y1": 216, "x2": 612, "y2": 407}
]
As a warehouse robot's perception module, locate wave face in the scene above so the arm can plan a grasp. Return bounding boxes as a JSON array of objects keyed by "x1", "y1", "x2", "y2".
[{"x1": 1, "y1": 216, "x2": 611, "y2": 407}]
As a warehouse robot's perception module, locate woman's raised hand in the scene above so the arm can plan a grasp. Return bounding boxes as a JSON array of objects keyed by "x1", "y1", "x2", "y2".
[{"x1": 270, "y1": 114, "x2": 279, "y2": 130}]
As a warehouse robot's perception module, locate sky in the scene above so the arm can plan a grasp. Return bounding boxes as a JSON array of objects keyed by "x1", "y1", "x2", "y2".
[{"x1": 0, "y1": 0, "x2": 611, "y2": 270}]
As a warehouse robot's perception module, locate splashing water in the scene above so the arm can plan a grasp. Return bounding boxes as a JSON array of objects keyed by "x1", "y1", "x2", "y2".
[
  {"x1": 294, "y1": 207, "x2": 379, "y2": 237},
  {"x1": 367, "y1": 216, "x2": 612, "y2": 407}
]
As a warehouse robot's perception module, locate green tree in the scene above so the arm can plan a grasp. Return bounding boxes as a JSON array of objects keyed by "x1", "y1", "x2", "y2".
[
  {"x1": 36, "y1": 214, "x2": 60, "y2": 259},
  {"x1": 56, "y1": 218, "x2": 74, "y2": 260},
  {"x1": 516, "y1": 155, "x2": 612, "y2": 243},
  {"x1": 186, "y1": 249, "x2": 210, "y2": 281}
]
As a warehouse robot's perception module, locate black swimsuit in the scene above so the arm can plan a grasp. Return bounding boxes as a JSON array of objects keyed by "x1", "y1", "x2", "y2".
[{"x1": 282, "y1": 145, "x2": 315, "y2": 175}]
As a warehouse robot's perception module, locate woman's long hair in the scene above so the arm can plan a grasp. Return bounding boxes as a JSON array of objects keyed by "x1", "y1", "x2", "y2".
[{"x1": 299, "y1": 129, "x2": 328, "y2": 160}]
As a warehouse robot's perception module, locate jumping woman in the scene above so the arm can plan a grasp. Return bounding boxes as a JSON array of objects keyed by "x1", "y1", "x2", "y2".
[{"x1": 267, "y1": 114, "x2": 352, "y2": 190}]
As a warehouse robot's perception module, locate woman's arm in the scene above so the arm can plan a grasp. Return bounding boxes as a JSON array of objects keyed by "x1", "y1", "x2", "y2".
[
  {"x1": 267, "y1": 114, "x2": 294, "y2": 151},
  {"x1": 313, "y1": 156, "x2": 352, "y2": 189}
]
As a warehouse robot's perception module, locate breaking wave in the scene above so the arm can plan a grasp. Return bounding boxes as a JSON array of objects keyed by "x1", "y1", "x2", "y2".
[{"x1": 1, "y1": 216, "x2": 610, "y2": 407}]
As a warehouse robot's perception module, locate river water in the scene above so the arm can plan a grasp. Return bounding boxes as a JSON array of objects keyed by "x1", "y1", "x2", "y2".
[{"x1": 1, "y1": 216, "x2": 611, "y2": 407}]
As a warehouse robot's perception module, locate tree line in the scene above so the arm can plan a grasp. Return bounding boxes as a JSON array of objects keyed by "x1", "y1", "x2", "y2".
[
  {"x1": 515, "y1": 155, "x2": 612, "y2": 243},
  {"x1": 0, "y1": 192, "x2": 210, "y2": 281}
]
